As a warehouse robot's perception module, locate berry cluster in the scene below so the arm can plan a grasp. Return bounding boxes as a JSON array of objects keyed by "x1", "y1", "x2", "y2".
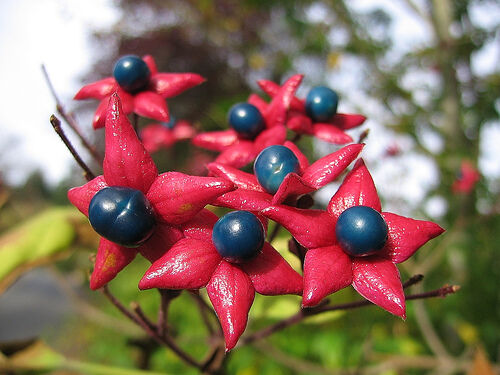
[{"x1": 69, "y1": 55, "x2": 444, "y2": 351}]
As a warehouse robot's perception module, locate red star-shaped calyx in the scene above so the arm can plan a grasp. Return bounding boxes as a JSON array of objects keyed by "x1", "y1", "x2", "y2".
[
  {"x1": 74, "y1": 55, "x2": 205, "y2": 129},
  {"x1": 67, "y1": 94, "x2": 235, "y2": 289},
  {"x1": 140, "y1": 119, "x2": 196, "y2": 153},
  {"x1": 139, "y1": 209, "x2": 302, "y2": 351},
  {"x1": 207, "y1": 142, "x2": 364, "y2": 212},
  {"x1": 258, "y1": 79, "x2": 366, "y2": 144},
  {"x1": 261, "y1": 159, "x2": 444, "y2": 318},
  {"x1": 192, "y1": 75, "x2": 303, "y2": 168},
  {"x1": 452, "y1": 161, "x2": 480, "y2": 194}
]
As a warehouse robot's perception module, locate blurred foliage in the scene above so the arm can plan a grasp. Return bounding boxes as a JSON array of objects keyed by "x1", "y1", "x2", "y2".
[{"x1": 1, "y1": 0, "x2": 500, "y2": 374}]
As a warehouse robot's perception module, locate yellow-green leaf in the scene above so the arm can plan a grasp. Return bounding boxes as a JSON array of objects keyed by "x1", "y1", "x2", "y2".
[
  {"x1": 0, "y1": 207, "x2": 85, "y2": 294},
  {"x1": 0, "y1": 340, "x2": 170, "y2": 375}
]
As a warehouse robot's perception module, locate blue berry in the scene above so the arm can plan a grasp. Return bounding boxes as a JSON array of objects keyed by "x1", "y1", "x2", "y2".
[
  {"x1": 335, "y1": 206, "x2": 388, "y2": 257},
  {"x1": 254, "y1": 145, "x2": 300, "y2": 194},
  {"x1": 212, "y1": 211, "x2": 265, "y2": 263},
  {"x1": 113, "y1": 55, "x2": 151, "y2": 93},
  {"x1": 228, "y1": 103, "x2": 265, "y2": 139},
  {"x1": 162, "y1": 116, "x2": 177, "y2": 129},
  {"x1": 88, "y1": 187, "x2": 156, "y2": 248},
  {"x1": 305, "y1": 86, "x2": 339, "y2": 122}
]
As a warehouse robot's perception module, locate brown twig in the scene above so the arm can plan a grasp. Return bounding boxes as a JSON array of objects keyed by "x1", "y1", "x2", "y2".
[
  {"x1": 190, "y1": 291, "x2": 220, "y2": 336},
  {"x1": 42, "y1": 64, "x2": 102, "y2": 163},
  {"x1": 157, "y1": 289, "x2": 181, "y2": 337},
  {"x1": 50, "y1": 115, "x2": 96, "y2": 181},
  {"x1": 402, "y1": 274, "x2": 424, "y2": 289},
  {"x1": 240, "y1": 283, "x2": 459, "y2": 347},
  {"x1": 133, "y1": 113, "x2": 139, "y2": 134},
  {"x1": 131, "y1": 302, "x2": 158, "y2": 333},
  {"x1": 358, "y1": 128, "x2": 370, "y2": 143},
  {"x1": 101, "y1": 285, "x2": 202, "y2": 369}
]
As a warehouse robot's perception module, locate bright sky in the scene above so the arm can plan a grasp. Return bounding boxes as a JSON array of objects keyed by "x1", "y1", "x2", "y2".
[
  {"x1": 0, "y1": 0, "x2": 498, "y2": 212},
  {"x1": 0, "y1": 0, "x2": 118, "y2": 185}
]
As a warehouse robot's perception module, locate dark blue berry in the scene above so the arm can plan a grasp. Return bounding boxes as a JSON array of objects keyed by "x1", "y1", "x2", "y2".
[
  {"x1": 113, "y1": 55, "x2": 151, "y2": 93},
  {"x1": 212, "y1": 211, "x2": 265, "y2": 263},
  {"x1": 305, "y1": 86, "x2": 339, "y2": 122},
  {"x1": 88, "y1": 186, "x2": 156, "y2": 248},
  {"x1": 162, "y1": 116, "x2": 177, "y2": 129},
  {"x1": 254, "y1": 145, "x2": 300, "y2": 194},
  {"x1": 228, "y1": 103, "x2": 265, "y2": 139},
  {"x1": 335, "y1": 206, "x2": 388, "y2": 257}
]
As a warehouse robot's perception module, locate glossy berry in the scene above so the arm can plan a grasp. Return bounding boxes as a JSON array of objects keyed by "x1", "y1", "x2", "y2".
[
  {"x1": 335, "y1": 206, "x2": 388, "y2": 257},
  {"x1": 228, "y1": 103, "x2": 265, "y2": 139},
  {"x1": 113, "y1": 55, "x2": 151, "y2": 93},
  {"x1": 212, "y1": 211, "x2": 265, "y2": 263},
  {"x1": 305, "y1": 86, "x2": 339, "y2": 122},
  {"x1": 88, "y1": 187, "x2": 156, "y2": 248},
  {"x1": 254, "y1": 145, "x2": 300, "y2": 194}
]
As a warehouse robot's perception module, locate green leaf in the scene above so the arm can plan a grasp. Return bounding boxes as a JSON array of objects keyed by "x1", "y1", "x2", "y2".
[
  {"x1": 0, "y1": 340, "x2": 172, "y2": 375},
  {"x1": 0, "y1": 207, "x2": 84, "y2": 294}
]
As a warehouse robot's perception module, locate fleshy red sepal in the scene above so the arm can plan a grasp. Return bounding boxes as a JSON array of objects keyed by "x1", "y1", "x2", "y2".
[
  {"x1": 261, "y1": 206, "x2": 336, "y2": 249},
  {"x1": 133, "y1": 91, "x2": 170, "y2": 122},
  {"x1": 67, "y1": 176, "x2": 108, "y2": 216},
  {"x1": 103, "y1": 94, "x2": 158, "y2": 193},
  {"x1": 146, "y1": 172, "x2": 235, "y2": 224},
  {"x1": 151, "y1": 73, "x2": 205, "y2": 98},
  {"x1": 139, "y1": 238, "x2": 221, "y2": 290},
  {"x1": 178, "y1": 209, "x2": 219, "y2": 241},
  {"x1": 327, "y1": 159, "x2": 381, "y2": 219},
  {"x1": 74, "y1": 78, "x2": 116, "y2": 100},
  {"x1": 284, "y1": 141, "x2": 309, "y2": 174},
  {"x1": 332, "y1": 113, "x2": 367, "y2": 130},
  {"x1": 381, "y1": 213, "x2": 445, "y2": 263},
  {"x1": 215, "y1": 141, "x2": 256, "y2": 168},
  {"x1": 312, "y1": 123, "x2": 353, "y2": 144},
  {"x1": 263, "y1": 74, "x2": 303, "y2": 128},
  {"x1": 241, "y1": 242, "x2": 302, "y2": 296},
  {"x1": 301, "y1": 143, "x2": 364, "y2": 189},
  {"x1": 207, "y1": 163, "x2": 264, "y2": 192},
  {"x1": 303, "y1": 245, "x2": 353, "y2": 307},
  {"x1": 253, "y1": 126, "x2": 287, "y2": 153},
  {"x1": 138, "y1": 224, "x2": 183, "y2": 263},
  {"x1": 212, "y1": 190, "x2": 272, "y2": 212},
  {"x1": 272, "y1": 173, "x2": 315, "y2": 205},
  {"x1": 352, "y1": 258, "x2": 406, "y2": 318},
  {"x1": 257, "y1": 79, "x2": 304, "y2": 112},
  {"x1": 192, "y1": 130, "x2": 238, "y2": 152},
  {"x1": 90, "y1": 238, "x2": 137, "y2": 290},
  {"x1": 207, "y1": 261, "x2": 255, "y2": 351}
]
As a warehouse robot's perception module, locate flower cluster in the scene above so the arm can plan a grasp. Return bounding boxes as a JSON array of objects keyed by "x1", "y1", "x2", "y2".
[{"x1": 69, "y1": 55, "x2": 444, "y2": 351}]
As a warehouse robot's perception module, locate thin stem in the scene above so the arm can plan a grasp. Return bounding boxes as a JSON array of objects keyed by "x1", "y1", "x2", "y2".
[
  {"x1": 50, "y1": 115, "x2": 96, "y2": 181},
  {"x1": 133, "y1": 113, "x2": 139, "y2": 134},
  {"x1": 131, "y1": 302, "x2": 158, "y2": 333},
  {"x1": 190, "y1": 291, "x2": 220, "y2": 336},
  {"x1": 157, "y1": 290, "x2": 168, "y2": 337},
  {"x1": 101, "y1": 285, "x2": 202, "y2": 369},
  {"x1": 291, "y1": 133, "x2": 302, "y2": 143},
  {"x1": 358, "y1": 128, "x2": 370, "y2": 143},
  {"x1": 240, "y1": 283, "x2": 459, "y2": 347},
  {"x1": 411, "y1": 284, "x2": 455, "y2": 361},
  {"x1": 42, "y1": 64, "x2": 102, "y2": 163},
  {"x1": 402, "y1": 274, "x2": 424, "y2": 289},
  {"x1": 157, "y1": 289, "x2": 181, "y2": 337},
  {"x1": 101, "y1": 285, "x2": 144, "y2": 327}
]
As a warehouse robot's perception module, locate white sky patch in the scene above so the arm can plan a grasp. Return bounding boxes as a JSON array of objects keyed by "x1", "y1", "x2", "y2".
[
  {"x1": 479, "y1": 121, "x2": 500, "y2": 179},
  {"x1": 0, "y1": 0, "x2": 117, "y2": 185},
  {"x1": 0, "y1": 0, "x2": 498, "y2": 198}
]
